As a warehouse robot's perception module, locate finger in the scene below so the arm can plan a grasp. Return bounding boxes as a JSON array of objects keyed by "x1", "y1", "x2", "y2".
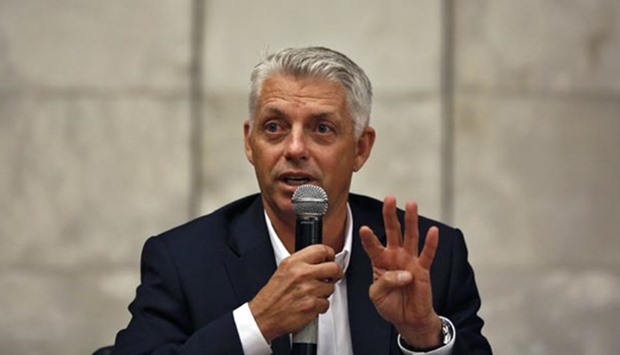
[
  {"x1": 382, "y1": 196, "x2": 402, "y2": 247},
  {"x1": 309, "y1": 278, "x2": 337, "y2": 298},
  {"x1": 403, "y1": 201, "x2": 420, "y2": 255},
  {"x1": 292, "y1": 244, "x2": 336, "y2": 264},
  {"x1": 372, "y1": 266, "x2": 386, "y2": 281},
  {"x1": 315, "y1": 298, "x2": 330, "y2": 315},
  {"x1": 298, "y1": 286, "x2": 332, "y2": 317},
  {"x1": 369, "y1": 270, "x2": 412, "y2": 300},
  {"x1": 418, "y1": 226, "x2": 439, "y2": 270},
  {"x1": 309, "y1": 261, "x2": 344, "y2": 282},
  {"x1": 296, "y1": 296, "x2": 330, "y2": 319},
  {"x1": 359, "y1": 226, "x2": 384, "y2": 260}
]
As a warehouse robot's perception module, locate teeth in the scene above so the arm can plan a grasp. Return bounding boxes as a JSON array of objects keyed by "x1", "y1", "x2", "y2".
[{"x1": 285, "y1": 177, "x2": 309, "y2": 185}]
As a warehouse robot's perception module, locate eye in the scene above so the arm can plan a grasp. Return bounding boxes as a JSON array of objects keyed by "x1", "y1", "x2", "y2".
[
  {"x1": 264, "y1": 121, "x2": 281, "y2": 133},
  {"x1": 316, "y1": 122, "x2": 334, "y2": 134}
]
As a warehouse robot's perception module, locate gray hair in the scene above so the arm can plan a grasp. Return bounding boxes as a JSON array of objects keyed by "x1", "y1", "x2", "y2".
[{"x1": 248, "y1": 47, "x2": 372, "y2": 138}]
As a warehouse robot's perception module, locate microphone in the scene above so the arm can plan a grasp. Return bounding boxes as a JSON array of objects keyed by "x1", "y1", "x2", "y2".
[{"x1": 291, "y1": 184, "x2": 328, "y2": 355}]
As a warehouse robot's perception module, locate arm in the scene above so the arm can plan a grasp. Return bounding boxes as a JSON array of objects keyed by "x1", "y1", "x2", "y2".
[
  {"x1": 359, "y1": 197, "x2": 444, "y2": 349},
  {"x1": 442, "y1": 229, "x2": 491, "y2": 354},
  {"x1": 113, "y1": 238, "x2": 344, "y2": 355},
  {"x1": 112, "y1": 237, "x2": 244, "y2": 355},
  {"x1": 359, "y1": 196, "x2": 491, "y2": 355}
]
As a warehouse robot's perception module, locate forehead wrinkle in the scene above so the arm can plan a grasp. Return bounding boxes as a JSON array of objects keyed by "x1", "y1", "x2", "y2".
[
  {"x1": 262, "y1": 106, "x2": 286, "y2": 117},
  {"x1": 260, "y1": 102, "x2": 338, "y2": 120},
  {"x1": 261, "y1": 75, "x2": 344, "y2": 104},
  {"x1": 263, "y1": 93, "x2": 341, "y2": 110},
  {"x1": 256, "y1": 75, "x2": 349, "y2": 125}
]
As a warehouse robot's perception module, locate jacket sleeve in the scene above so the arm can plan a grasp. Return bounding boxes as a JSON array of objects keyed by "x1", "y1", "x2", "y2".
[
  {"x1": 112, "y1": 236, "x2": 244, "y2": 355},
  {"x1": 444, "y1": 229, "x2": 492, "y2": 355}
]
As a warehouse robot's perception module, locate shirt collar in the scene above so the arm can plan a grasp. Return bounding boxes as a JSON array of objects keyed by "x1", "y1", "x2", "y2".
[{"x1": 264, "y1": 204, "x2": 353, "y2": 274}]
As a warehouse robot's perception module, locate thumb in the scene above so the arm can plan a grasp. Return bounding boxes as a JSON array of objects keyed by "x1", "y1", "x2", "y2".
[
  {"x1": 385, "y1": 270, "x2": 413, "y2": 285},
  {"x1": 370, "y1": 270, "x2": 412, "y2": 298}
]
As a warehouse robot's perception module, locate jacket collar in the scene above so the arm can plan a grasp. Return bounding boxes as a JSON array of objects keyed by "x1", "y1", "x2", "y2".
[
  {"x1": 223, "y1": 194, "x2": 393, "y2": 354},
  {"x1": 222, "y1": 195, "x2": 291, "y2": 353},
  {"x1": 347, "y1": 195, "x2": 394, "y2": 354}
]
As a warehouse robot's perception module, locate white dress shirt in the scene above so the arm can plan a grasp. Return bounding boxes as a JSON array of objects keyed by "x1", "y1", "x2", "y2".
[{"x1": 232, "y1": 205, "x2": 455, "y2": 354}]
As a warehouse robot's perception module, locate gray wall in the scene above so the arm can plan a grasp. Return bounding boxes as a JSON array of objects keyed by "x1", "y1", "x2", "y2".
[{"x1": 1, "y1": 1, "x2": 619, "y2": 354}]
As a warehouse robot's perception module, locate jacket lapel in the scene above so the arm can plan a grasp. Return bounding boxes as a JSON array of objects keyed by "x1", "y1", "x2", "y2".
[
  {"x1": 347, "y1": 196, "x2": 394, "y2": 354},
  {"x1": 220, "y1": 194, "x2": 395, "y2": 354},
  {"x1": 222, "y1": 196, "x2": 291, "y2": 354}
]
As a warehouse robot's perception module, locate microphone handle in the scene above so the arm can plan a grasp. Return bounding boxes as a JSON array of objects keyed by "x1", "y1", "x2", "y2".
[
  {"x1": 295, "y1": 217, "x2": 322, "y2": 249},
  {"x1": 292, "y1": 216, "x2": 322, "y2": 355}
]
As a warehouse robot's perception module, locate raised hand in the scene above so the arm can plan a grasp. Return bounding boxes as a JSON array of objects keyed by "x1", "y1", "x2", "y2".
[{"x1": 359, "y1": 196, "x2": 442, "y2": 349}]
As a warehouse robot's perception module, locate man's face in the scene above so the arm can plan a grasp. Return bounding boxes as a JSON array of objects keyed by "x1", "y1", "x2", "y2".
[{"x1": 244, "y1": 74, "x2": 374, "y2": 223}]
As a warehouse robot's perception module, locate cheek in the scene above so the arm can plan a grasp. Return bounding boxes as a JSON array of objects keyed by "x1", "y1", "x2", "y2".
[
  {"x1": 323, "y1": 153, "x2": 354, "y2": 184},
  {"x1": 252, "y1": 147, "x2": 279, "y2": 172},
  {"x1": 335, "y1": 147, "x2": 356, "y2": 168}
]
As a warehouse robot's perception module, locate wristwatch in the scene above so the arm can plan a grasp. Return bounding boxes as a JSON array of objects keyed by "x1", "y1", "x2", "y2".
[
  {"x1": 399, "y1": 317, "x2": 453, "y2": 352},
  {"x1": 440, "y1": 317, "x2": 453, "y2": 345}
]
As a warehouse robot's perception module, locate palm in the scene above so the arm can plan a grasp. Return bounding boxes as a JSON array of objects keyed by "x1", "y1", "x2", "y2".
[
  {"x1": 360, "y1": 196, "x2": 439, "y2": 330},
  {"x1": 370, "y1": 246, "x2": 434, "y2": 326}
]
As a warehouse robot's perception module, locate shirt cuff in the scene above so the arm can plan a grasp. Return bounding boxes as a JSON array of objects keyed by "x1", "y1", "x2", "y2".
[
  {"x1": 232, "y1": 302, "x2": 272, "y2": 355},
  {"x1": 397, "y1": 316, "x2": 455, "y2": 355}
]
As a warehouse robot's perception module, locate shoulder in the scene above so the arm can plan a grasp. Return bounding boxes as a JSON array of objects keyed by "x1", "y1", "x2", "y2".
[{"x1": 145, "y1": 194, "x2": 264, "y2": 256}]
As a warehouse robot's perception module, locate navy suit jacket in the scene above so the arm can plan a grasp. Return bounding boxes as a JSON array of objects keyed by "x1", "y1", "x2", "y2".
[{"x1": 113, "y1": 194, "x2": 491, "y2": 354}]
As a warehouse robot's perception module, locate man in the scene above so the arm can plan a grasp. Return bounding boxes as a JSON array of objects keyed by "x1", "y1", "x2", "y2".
[{"x1": 113, "y1": 47, "x2": 491, "y2": 354}]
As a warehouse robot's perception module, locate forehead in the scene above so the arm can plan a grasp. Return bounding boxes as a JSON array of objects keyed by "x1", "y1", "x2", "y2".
[{"x1": 257, "y1": 74, "x2": 348, "y2": 114}]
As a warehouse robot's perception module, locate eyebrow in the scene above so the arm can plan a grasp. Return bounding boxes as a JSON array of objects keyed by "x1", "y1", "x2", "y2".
[
  {"x1": 261, "y1": 106, "x2": 335, "y2": 121},
  {"x1": 262, "y1": 107, "x2": 286, "y2": 117}
]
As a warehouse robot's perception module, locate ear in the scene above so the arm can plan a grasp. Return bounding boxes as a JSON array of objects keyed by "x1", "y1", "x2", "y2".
[
  {"x1": 353, "y1": 126, "x2": 376, "y2": 172},
  {"x1": 243, "y1": 120, "x2": 255, "y2": 166}
]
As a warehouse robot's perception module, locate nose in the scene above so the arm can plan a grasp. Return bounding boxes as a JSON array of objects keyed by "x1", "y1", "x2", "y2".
[{"x1": 284, "y1": 126, "x2": 309, "y2": 161}]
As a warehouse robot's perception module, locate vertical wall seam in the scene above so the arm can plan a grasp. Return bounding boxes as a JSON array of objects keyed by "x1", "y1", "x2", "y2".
[
  {"x1": 440, "y1": 0, "x2": 455, "y2": 224},
  {"x1": 189, "y1": 0, "x2": 206, "y2": 218}
]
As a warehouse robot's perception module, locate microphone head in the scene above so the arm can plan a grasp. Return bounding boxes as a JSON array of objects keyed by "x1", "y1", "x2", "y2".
[{"x1": 292, "y1": 185, "x2": 328, "y2": 217}]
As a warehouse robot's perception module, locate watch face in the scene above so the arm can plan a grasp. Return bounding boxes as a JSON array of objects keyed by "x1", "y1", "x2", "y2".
[{"x1": 441, "y1": 318, "x2": 453, "y2": 344}]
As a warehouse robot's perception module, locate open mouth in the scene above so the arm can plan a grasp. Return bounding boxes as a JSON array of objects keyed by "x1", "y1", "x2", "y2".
[{"x1": 283, "y1": 176, "x2": 310, "y2": 186}]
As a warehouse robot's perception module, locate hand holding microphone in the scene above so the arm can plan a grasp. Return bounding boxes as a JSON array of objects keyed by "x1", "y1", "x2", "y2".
[
  {"x1": 291, "y1": 185, "x2": 328, "y2": 355},
  {"x1": 248, "y1": 185, "x2": 341, "y2": 350}
]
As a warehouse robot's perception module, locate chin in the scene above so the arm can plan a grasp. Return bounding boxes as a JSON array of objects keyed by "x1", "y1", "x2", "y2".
[{"x1": 263, "y1": 193, "x2": 293, "y2": 215}]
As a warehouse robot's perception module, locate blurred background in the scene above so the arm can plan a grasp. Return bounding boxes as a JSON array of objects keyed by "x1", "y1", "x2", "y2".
[{"x1": 1, "y1": 0, "x2": 619, "y2": 354}]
